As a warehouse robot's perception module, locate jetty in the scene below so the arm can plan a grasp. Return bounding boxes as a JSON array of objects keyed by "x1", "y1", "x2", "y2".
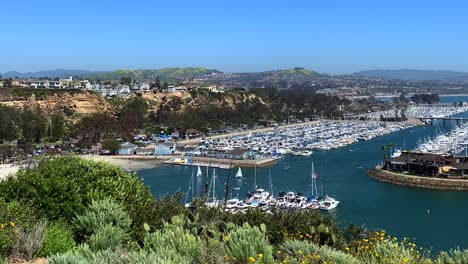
[
  {"x1": 163, "y1": 156, "x2": 277, "y2": 168},
  {"x1": 368, "y1": 167, "x2": 468, "y2": 191}
]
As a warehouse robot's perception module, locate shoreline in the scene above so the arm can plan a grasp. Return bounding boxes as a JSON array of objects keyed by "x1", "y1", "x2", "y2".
[
  {"x1": 86, "y1": 155, "x2": 168, "y2": 171},
  {"x1": 368, "y1": 168, "x2": 468, "y2": 191}
]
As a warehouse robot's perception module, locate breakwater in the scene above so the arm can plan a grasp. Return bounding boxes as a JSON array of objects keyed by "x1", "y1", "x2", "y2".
[{"x1": 368, "y1": 168, "x2": 468, "y2": 191}]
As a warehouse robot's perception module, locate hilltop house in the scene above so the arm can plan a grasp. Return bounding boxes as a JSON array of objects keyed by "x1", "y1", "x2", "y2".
[
  {"x1": 155, "y1": 142, "x2": 177, "y2": 155},
  {"x1": 118, "y1": 142, "x2": 137, "y2": 155}
]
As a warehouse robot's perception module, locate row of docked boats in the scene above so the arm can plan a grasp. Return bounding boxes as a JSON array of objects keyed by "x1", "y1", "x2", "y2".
[
  {"x1": 185, "y1": 163, "x2": 339, "y2": 213},
  {"x1": 199, "y1": 120, "x2": 412, "y2": 156},
  {"x1": 413, "y1": 124, "x2": 468, "y2": 155},
  {"x1": 361, "y1": 105, "x2": 468, "y2": 120}
]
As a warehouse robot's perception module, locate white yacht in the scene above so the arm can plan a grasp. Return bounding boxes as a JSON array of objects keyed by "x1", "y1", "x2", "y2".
[{"x1": 319, "y1": 196, "x2": 339, "y2": 211}]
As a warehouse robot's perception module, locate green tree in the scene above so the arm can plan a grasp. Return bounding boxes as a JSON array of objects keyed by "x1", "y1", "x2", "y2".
[
  {"x1": 49, "y1": 112, "x2": 65, "y2": 142},
  {"x1": 20, "y1": 106, "x2": 46, "y2": 143},
  {"x1": 101, "y1": 139, "x2": 120, "y2": 154}
]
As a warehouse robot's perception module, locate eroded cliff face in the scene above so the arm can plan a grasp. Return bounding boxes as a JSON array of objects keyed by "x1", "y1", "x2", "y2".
[
  {"x1": 0, "y1": 89, "x2": 267, "y2": 116},
  {"x1": 140, "y1": 91, "x2": 269, "y2": 113},
  {"x1": 0, "y1": 91, "x2": 112, "y2": 114}
]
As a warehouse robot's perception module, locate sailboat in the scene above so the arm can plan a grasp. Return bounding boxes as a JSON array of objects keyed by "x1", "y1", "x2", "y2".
[
  {"x1": 184, "y1": 169, "x2": 195, "y2": 207},
  {"x1": 206, "y1": 168, "x2": 219, "y2": 208},
  {"x1": 317, "y1": 165, "x2": 339, "y2": 211},
  {"x1": 235, "y1": 167, "x2": 243, "y2": 179},
  {"x1": 304, "y1": 162, "x2": 320, "y2": 209},
  {"x1": 196, "y1": 165, "x2": 203, "y2": 177}
]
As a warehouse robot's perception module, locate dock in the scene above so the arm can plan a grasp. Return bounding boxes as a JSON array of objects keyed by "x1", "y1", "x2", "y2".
[{"x1": 163, "y1": 156, "x2": 278, "y2": 168}]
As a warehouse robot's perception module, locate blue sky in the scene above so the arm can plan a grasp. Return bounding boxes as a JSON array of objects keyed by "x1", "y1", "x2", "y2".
[{"x1": 1, "y1": 0, "x2": 467, "y2": 73}]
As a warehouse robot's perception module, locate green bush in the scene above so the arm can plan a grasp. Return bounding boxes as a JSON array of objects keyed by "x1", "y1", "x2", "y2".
[
  {"x1": 435, "y1": 248, "x2": 468, "y2": 264},
  {"x1": 224, "y1": 223, "x2": 274, "y2": 264},
  {"x1": 87, "y1": 224, "x2": 128, "y2": 252},
  {"x1": 74, "y1": 199, "x2": 131, "y2": 238},
  {"x1": 0, "y1": 229, "x2": 13, "y2": 258},
  {"x1": 144, "y1": 220, "x2": 200, "y2": 262},
  {"x1": 0, "y1": 199, "x2": 37, "y2": 229},
  {"x1": 277, "y1": 239, "x2": 359, "y2": 264},
  {"x1": 38, "y1": 224, "x2": 76, "y2": 257},
  {"x1": 0, "y1": 156, "x2": 154, "y2": 240},
  {"x1": 195, "y1": 206, "x2": 344, "y2": 247}
]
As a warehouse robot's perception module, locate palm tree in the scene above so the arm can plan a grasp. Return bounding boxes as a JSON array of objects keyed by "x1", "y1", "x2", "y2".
[{"x1": 381, "y1": 143, "x2": 395, "y2": 168}]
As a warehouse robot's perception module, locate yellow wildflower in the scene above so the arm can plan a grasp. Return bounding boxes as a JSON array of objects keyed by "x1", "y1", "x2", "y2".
[
  {"x1": 257, "y1": 253, "x2": 263, "y2": 260},
  {"x1": 248, "y1": 256, "x2": 255, "y2": 263},
  {"x1": 9, "y1": 222, "x2": 15, "y2": 227}
]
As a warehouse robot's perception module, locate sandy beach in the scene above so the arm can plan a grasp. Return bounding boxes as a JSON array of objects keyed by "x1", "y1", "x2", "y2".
[
  {"x1": 87, "y1": 155, "x2": 165, "y2": 171},
  {"x1": 0, "y1": 164, "x2": 20, "y2": 181}
]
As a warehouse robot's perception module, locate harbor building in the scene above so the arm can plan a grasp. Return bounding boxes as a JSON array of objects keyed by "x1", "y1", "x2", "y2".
[{"x1": 386, "y1": 151, "x2": 468, "y2": 178}]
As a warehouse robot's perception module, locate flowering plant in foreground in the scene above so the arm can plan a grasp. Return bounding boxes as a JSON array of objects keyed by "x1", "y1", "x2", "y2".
[{"x1": 347, "y1": 230, "x2": 432, "y2": 264}]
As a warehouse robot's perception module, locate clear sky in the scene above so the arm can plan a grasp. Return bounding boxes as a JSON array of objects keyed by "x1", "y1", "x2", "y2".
[{"x1": 1, "y1": 0, "x2": 467, "y2": 73}]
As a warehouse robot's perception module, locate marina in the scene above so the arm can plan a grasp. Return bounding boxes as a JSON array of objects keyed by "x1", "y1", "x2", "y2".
[
  {"x1": 183, "y1": 162, "x2": 339, "y2": 213},
  {"x1": 360, "y1": 105, "x2": 468, "y2": 119},
  {"x1": 137, "y1": 100, "x2": 468, "y2": 252},
  {"x1": 199, "y1": 120, "x2": 415, "y2": 154}
]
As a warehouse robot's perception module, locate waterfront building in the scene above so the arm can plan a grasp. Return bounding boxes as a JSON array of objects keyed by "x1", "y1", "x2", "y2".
[
  {"x1": 206, "y1": 148, "x2": 256, "y2": 160},
  {"x1": 387, "y1": 151, "x2": 468, "y2": 178},
  {"x1": 118, "y1": 142, "x2": 137, "y2": 155},
  {"x1": 155, "y1": 142, "x2": 177, "y2": 155}
]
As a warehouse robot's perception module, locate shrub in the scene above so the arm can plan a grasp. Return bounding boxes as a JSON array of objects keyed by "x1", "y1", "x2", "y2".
[
  {"x1": 277, "y1": 239, "x2": 359, "y2": 264},
  {"x1": 0, "y1": 199, "x2": 36, "y2": 229},
  {"x1": 348, "y1": 231, "x2": 431, "y2": 264},
  {"x1": 74, "y1": 199, "x2": 131, "y2": 251},
  {"x1": 195, "y1": 206, "x2": 344, "y2": 247},
  {"x1": 434, "y1": 248, "x2": 468, "y2": 264},
  {"x1": 87, "y1": 224, "x2": 128, "y2": 252},
  {"x1": 224, "y1": 223, "x2": 274, "y2": 264},
  {"x1": 49, "y1": 246, "x2": 192, "y2": 264},
  {"x1": 0, "y1": 156, "x2": 154, "y2": 241},
  {"x1": 0, "y1": 228, "x2": 13, "y2": 258},
  {"x1": 74, "y1": 199, "x2": 131, "y2": 239},
  {"x1": 38, "y1": 224, "x2": 76, "y2": 257},
  {"x1": 144, "y1": 220, "x2": 200, "y2": 262},
  {"x1": 12, "y1": 220, "x2": 47, "y2": 261}
]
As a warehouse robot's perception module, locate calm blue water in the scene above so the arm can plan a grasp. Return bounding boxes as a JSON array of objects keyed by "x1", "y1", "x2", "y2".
[{"x1": 138, "y1": 98, "x2": 468, "y2": 252}]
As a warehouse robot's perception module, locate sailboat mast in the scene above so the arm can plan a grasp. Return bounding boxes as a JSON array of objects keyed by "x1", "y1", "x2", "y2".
[
  {"x1": 311, "y1": 162, "x2": 314, "y2": 197},
  {"x1": 254, "y1": 164, "x2": 257, "y2": 189},
  {"x1": 269, "y1": 170, "x2": 273, "y2": 195},
  {"x1": 212, "y1": 169, "x2": 216, "y2": 201},
  {"x1": 224, "y1": 160, "x2": 234, "y2": 208}
]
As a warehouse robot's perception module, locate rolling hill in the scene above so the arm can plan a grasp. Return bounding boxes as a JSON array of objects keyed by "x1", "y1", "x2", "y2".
[
  {"x1": 88, "y1": 67, "x2": 221, "y2": 81},
  {"x1": 0, "y1": 69, "x2": 107, "y2": 79}
]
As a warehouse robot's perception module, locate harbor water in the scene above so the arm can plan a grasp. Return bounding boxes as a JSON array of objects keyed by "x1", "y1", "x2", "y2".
[{"x1": 137, "y1": 96, "x2": 468, "y2": 252}]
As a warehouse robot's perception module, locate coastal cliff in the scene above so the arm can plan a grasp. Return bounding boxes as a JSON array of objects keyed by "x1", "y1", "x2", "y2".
[{"x1": 368, "y1": 168, "x2": 468, "y2": 191}]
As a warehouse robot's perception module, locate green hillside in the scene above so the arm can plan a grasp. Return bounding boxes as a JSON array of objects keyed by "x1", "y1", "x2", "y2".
[
  {"x1": 89, "y1": 67, "x2": 221, "y2": 81},
  {"x1": 270, "y1": 67, "x2": 321, "y2": 78}
]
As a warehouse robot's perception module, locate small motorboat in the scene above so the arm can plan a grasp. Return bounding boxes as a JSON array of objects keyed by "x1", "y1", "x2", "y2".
[{"x1": 319, "y1": 196, "x2": 339, "y2": 211}]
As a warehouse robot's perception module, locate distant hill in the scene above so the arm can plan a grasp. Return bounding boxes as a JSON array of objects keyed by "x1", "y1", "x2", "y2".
[
  {"x1": 89, "y1": 67, "x2": 221, "y2": 81},
  {"x1": 355, "y1": 69, "x2": 468, "y2": 81},
  {"x1": 237, "y1": 67, "x2": 322, "y2": 80},
  {"x1": 272, "y1": 67, "x2": 321, "y2": 77},
  {"x1": 0, "y1": 69, "x2": 108, "y2": 79}
]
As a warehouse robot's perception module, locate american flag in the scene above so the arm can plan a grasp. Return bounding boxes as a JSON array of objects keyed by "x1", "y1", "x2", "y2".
[{"x1": 312, "y1": 172, "x2": 318, "y2": 179}]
